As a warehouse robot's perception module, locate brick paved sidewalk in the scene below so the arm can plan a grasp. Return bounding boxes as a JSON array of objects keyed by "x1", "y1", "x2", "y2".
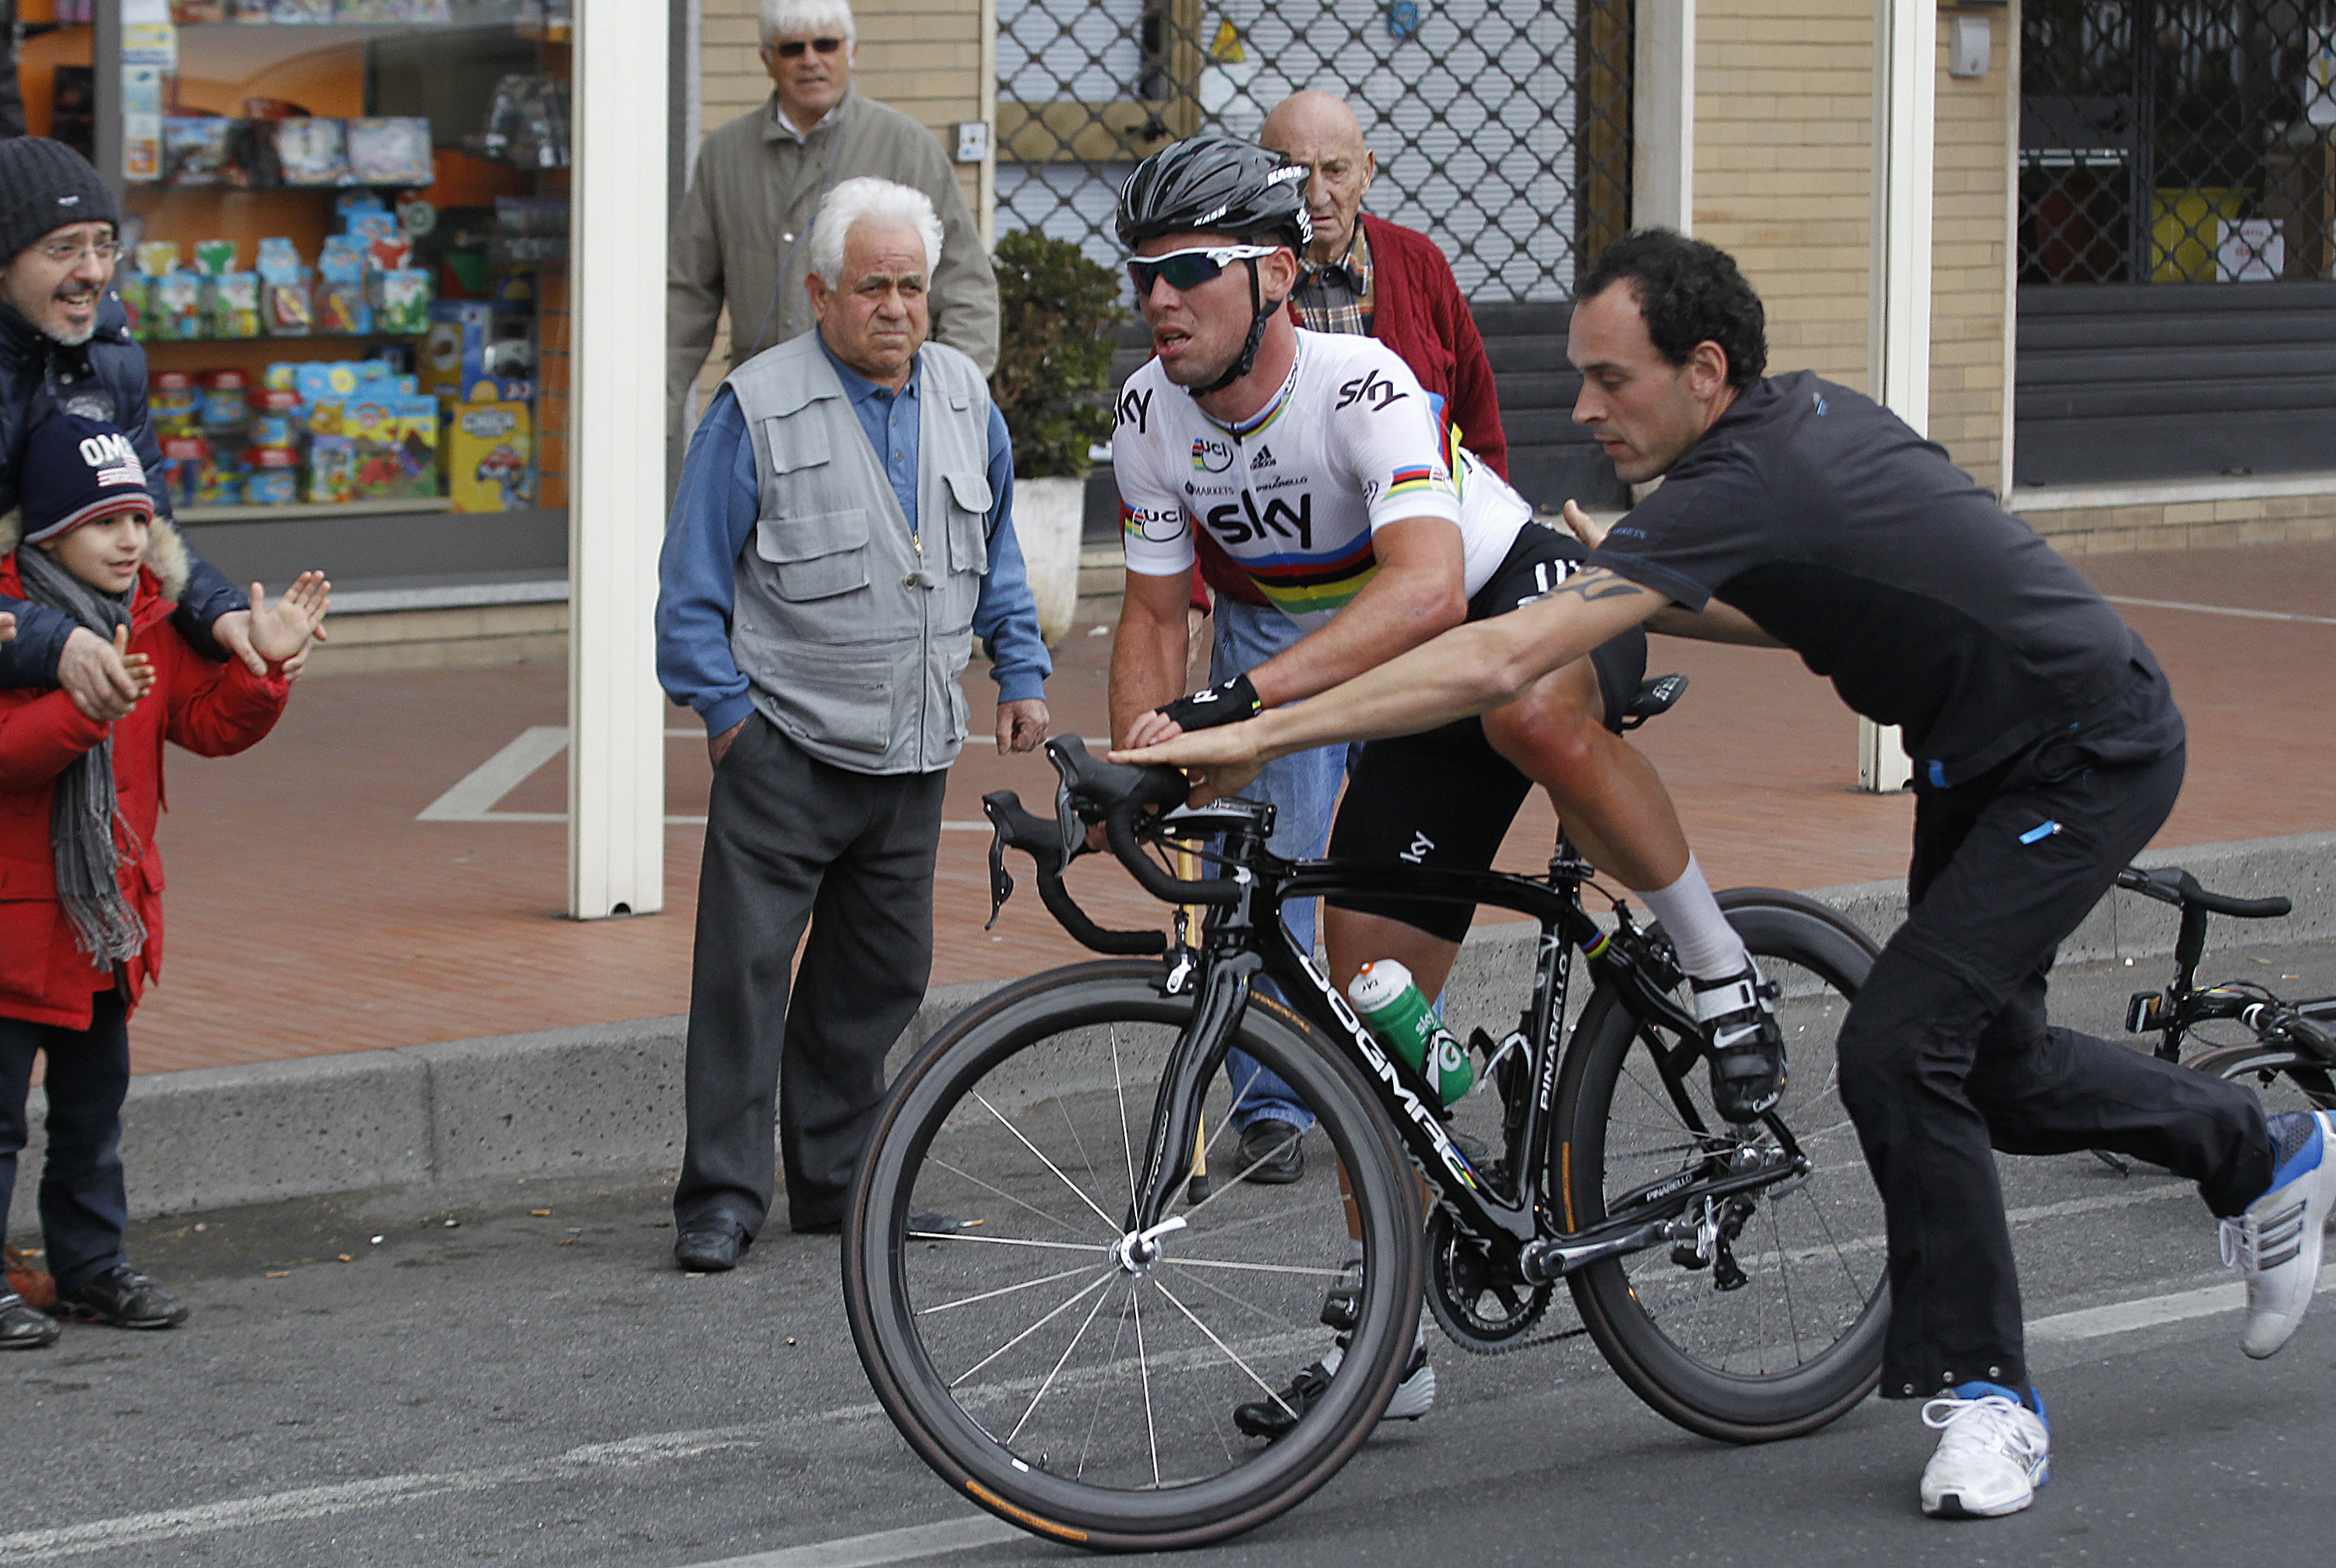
[{"x1": 126, "y1": 540, "x2": 2336, "y2": 1074}]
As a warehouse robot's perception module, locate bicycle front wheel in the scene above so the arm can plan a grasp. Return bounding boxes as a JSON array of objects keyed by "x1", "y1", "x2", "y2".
[
  {"x1": 2186, "y1": 1041, "x2": 2336, "y2": 1117},
  {"x1": 1558, "y1": 889, "x2": 1887, "y2": 1443},
  {"x1": 844, "y1": 962, "x2": 1423, "y2": 1552}
]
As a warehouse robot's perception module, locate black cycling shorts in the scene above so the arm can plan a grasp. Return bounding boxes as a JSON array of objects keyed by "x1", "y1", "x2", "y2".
[{"x1": 1324, "y1": 524, "x2": 1648, "y2": 945}]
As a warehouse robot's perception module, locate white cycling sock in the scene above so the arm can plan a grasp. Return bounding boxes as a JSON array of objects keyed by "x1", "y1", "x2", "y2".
[{"x1": 1635, "y1": 855, "x2": 1748, "y2": 981}]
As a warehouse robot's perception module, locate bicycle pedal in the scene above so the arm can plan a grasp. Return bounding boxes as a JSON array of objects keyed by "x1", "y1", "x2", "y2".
[
  {"x1": 1669, "y1": 1243, "x2": 1711, "y2": 1271},
  {"x1": 1320, "y1": 1278, "x2": 1361, "y2": 1333}
]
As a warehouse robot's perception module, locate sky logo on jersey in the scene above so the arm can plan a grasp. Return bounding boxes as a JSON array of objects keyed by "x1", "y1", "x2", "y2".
[{"x1": 1191, "y1": 435, "x2": 1236, "y2": 473}]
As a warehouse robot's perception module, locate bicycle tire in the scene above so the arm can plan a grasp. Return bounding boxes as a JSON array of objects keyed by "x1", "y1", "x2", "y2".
[
  {"x1": 2185, "y1": 1041, "x2": 2336, "y2": 1117},
  {"x1": 844, "y1": 961, "x2": 1424, "y2": 1551},
  {"x1": 1557, "y1": 888, "x2": 1887, "y2": 1443}
]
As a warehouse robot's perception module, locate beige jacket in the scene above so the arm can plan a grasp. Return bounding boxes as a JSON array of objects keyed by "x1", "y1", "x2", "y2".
[{"x1": 667, "y1": 90, "x2": 999, "y2": 441}]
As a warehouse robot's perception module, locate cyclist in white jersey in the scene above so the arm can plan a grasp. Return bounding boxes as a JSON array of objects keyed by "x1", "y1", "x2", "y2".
[{"x1": 1106, "y1": 135, "x2": 1784, "y2": 1440}]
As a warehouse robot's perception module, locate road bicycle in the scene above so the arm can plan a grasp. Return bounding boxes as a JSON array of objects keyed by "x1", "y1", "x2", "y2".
[
  {"x1": 842, "y1": 690, "x2": 1887, "y2": 1551},
  {"x1": 2115, "y1": 865, "x2": 2336, "y2": 1118}
]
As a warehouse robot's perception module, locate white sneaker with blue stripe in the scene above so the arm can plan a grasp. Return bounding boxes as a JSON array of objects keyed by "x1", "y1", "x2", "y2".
[
  {"x1": 2223, "y1": 1109, "x2": 2336, "y2": 1359},
  {"x1": 1919, "y1": 1383, "x2": 2049, "y2": 1519}
]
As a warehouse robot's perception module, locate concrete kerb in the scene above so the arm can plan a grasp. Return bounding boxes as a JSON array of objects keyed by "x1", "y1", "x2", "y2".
[{"x1": 13, "y1": 828, "x2": 2336, "y2": 1233}]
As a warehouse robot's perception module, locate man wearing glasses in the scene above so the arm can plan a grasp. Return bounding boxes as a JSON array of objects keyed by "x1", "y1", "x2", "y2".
[
  {"x1": 668, "y1": 0, "x2": 999, "y2": 448},
  {"x1": 0, "y1": 137, "x2": 283, "y2": 718},
  {"x1": 1108, "y1": 135, "x2": 1780, "y2": 1437}
]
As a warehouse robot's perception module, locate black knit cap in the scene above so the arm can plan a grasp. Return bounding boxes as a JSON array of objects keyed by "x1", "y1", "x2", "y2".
[{"x1": 0, "y1": 138, "x2": 119, "y2": 264}]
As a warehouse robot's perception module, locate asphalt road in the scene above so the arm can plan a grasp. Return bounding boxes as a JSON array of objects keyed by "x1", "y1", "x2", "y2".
[{"x1": 15, "y1": 937, "x2": 2336, "y2": 1567}]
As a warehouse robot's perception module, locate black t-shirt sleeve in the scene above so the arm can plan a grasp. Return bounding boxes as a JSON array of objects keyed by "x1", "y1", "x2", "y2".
[{"x1": 1586, "y1": 459, "x2": 1773, "y2": 613}]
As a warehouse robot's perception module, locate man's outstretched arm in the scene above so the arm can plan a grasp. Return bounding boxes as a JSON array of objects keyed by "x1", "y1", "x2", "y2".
[{"x1": 1113, "y1": 566, "x2": 1668, "y2": 800}]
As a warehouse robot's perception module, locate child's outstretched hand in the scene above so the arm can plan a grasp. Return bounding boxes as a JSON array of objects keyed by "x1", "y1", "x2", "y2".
[
  {"x1": 245, "y1": 572, "x2": 331, "y2": 666},
  {"x1": 115, "y1": 624, "x2": 157, "y2": 704}
]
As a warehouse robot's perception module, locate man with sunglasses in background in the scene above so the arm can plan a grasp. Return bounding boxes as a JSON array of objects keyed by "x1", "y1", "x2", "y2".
[
  {"x1": 1107, "y1": 135, "x2": 1780, "y2": 1439},
  {"x1": 0, "y1": 136, "x2": 290, "y2": 719},
  {"x1": 669, "y1": 0, "x2": 999, "y2": 452}
]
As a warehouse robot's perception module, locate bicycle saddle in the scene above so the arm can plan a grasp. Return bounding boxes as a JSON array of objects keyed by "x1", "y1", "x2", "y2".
[{"x1": 1619, "y1": 673, "x2": 1688, "y2": 731}]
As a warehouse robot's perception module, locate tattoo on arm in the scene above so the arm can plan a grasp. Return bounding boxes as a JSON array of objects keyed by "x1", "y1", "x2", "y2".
[{"x1": 1538, "y1": 567, "x2": 1652, "y2": 606}]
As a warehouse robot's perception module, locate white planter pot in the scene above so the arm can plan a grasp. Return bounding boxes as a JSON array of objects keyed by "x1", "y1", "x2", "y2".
[{"x1": 1014, "y1": 473, "x2": 1087, "y2": 647}]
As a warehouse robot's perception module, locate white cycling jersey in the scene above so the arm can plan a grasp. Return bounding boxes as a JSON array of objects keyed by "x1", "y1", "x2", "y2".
[{"x1": 1113, "y1": 329, "x2": 1532, "y2": 631}]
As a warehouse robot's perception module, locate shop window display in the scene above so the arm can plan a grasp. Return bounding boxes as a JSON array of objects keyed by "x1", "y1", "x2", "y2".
[{"x1": 15, "y1": 0, "x2": 572, "y2": 550}]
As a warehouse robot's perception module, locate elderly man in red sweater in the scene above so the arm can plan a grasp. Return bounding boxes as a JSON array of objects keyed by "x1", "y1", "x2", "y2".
[{"x1": 1180, "y1": 90, "x2": 1514, "y2": 1192}]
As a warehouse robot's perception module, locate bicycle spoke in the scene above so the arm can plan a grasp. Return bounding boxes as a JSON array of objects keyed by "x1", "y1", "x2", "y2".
[
  {"x1": 969, "y1": 1088, "x2": 1124, "y2": 1232},
  {"x1": 1149, "y1": 1274, "x2": 1303, "y2": 1409},
  {"x1": 921, "y1": 1154, "x2": 1108, "y2": 1242},
  {"x1": 1007, "y1": 1282, "x2": 1118, "y2": 1444},
  {"x1": 948, "y1": 1267, "x2": 1119, "y2": 1388},
  {"x1": 1134, "y1": 1286, "x2": 1160, "y2": 1489},
  {"x1": 918, "y1": 1262, "x2": 1109, "y2": 1318}
]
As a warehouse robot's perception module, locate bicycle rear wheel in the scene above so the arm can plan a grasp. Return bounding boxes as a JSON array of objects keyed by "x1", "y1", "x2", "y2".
[
  {"x1": 2185, "y1": 1041, "x2": 2336, "y2": 1118},
  {"x1": 844, "y1": 962, "x2": 1423, "y2": 1552},
  {"x1": 1557, "y1": 889, "x2": 1887, "y2": 1443}
]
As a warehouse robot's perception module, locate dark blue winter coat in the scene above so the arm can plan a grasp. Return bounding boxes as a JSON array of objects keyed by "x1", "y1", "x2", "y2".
[{"x1": 0, "y1": 289, "x2": 242, "y2": 684}]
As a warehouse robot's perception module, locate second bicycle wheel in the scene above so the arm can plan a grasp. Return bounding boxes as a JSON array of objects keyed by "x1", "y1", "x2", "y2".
[
  {"x1": 2185, "y1": 1040, "x2": 2336, "y2": 1118},
  {"x1": 1558, "y1": 889, "x2": 1887, "y2": 1443},
  {"x1": 844, "y1": 961, "x2": 1423, "y2": 1551}
]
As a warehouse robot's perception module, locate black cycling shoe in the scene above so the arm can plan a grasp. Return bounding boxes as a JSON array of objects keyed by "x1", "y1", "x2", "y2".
[
  {"x1": 1693, "y1": 963, "x2": 1785, "y2": 1124},
  {"x1": 1232, "y1": 1336, "x2": 1435, "y2": 1441}
]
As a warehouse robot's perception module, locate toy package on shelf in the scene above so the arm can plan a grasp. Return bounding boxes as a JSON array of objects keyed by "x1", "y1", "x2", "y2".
[
  {"x1": 448, "y1": 399, "x2": 534, "y2": 512},
  {"x1": 153, "y1": 271, "x2": 204, "y2": 339},
  {"x1": 276, "y1": 118, "x2": 351, "y2": 186},
  {"x1": 115, "y1": 268, "x2": 151, "y2": 338},
  {"x1": 423, "y1": 301, "x2": 535, "y2": 401},
  {"x1": 343, "y1": 385, "x2": 440, "y2": 501},
  {"x1": 317, "y1": 239, "x2": 371, "y2": 334},
  {"x1": 257, "y1": 237, "x2": 314, "y2": 336},
  {"x1": 269, "y1": 0, "x2": 333, "y2": 17},
  {"x1": 347, "y1": 118, "x2": 434, "y2": 186},
  {"x1": 162, "y1": 118, "x2": 242, "y2": 187},
  {"x1": 191, "y1": 238, "x2": 238, "y2": 276},
  {"x1": 375, "y1": 269, "x2": 434, "y2": 335},
  {"x1": 203, "y1": 272, "x2": 262, "y2": 339}
]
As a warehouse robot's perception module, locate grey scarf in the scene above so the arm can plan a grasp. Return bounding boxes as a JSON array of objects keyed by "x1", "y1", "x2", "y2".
[{"x1": 16, "y1": 544, "x2": 147, "y2": 968}]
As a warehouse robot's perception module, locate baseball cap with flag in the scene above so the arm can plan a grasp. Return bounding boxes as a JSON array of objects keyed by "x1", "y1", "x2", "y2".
[{"x1": 20, "y1": 413, "x2": 155, "y2": 546}]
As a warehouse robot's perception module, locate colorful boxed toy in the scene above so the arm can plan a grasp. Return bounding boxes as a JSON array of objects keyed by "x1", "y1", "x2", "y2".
[
  {"x1": 447, "y1": 399, "x2": 533, "y2": 512},
  {"x1": 375, "y1": 268, "x2": 433, "y2": 335},
  {"x1": 317, "y1": 238, "x2": 370, "y2": 333},
  {"x1": 305, "y1": 434, "x2": 358, "y2": 503},
  {"x1": 204, "y1": 271, "x2": 262, "y2": 338},
  {"x1": 343, "y1": 389, "x2": 439, "y2": 500},
  {"x1": 153, "y1": 271, "x2": 204, "y2": 339},
  {"x1": 347, "y1": 118, "x2": 434, "y2": 186},
  {"x1": 276, "y1": 118, "x2": 350, "y2": 185},
  {"x1": 258, "y1": 237, "x2": 313, "y2": 336}
]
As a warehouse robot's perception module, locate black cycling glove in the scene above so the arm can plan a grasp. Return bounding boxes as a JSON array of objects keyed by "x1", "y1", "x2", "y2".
[{"x1": 1155, "y1": 673, "x2": 1264, "y2": 732}]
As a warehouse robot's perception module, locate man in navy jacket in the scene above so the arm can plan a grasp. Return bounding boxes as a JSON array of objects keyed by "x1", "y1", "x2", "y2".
[{"x1": 0, "y1": 139, "x2": 266, "y2": 719}]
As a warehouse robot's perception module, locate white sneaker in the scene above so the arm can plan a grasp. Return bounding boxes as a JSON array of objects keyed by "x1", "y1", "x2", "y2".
[
  {"x1": 1919, "y1": 1389, "x2": 2049, "y2": 1518},
  {"x1": 2222, "y1": 1109, "x2": 2336, "y2": 1359}
]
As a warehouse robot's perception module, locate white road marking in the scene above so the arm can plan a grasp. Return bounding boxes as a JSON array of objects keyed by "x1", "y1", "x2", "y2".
[
  {"x1": 2102, "y1": 594, "x2": 2336, "y2": 628},
  {"x1": 0, "y1": 1429, "x2": 760, "y2": 1562},
  {"x1": 678, "y1": 1517, "x2": 1022, "y2": 1568},
  {"x1": 416, "y1": 725, "x2": 1047, "y2": 831}
]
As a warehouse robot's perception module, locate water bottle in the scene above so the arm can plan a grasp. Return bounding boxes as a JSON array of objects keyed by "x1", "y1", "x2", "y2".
[{"x1": 1349, "y1": 959, "x2": 1474, "y2": 1106}]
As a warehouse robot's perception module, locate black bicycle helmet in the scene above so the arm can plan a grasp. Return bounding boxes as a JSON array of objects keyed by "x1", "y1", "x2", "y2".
[
  {"x1": 1117, "y1": 134, "x2": 1310, "y2": 395},
  {"x1": 1115, "y1": 132, "x2": 1311, "y2": 253}
]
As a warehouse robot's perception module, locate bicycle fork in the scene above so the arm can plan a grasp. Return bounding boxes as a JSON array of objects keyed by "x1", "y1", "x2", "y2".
[{"x1": 1123, "y1": 951, "x2": 1261, "y2": 1236}]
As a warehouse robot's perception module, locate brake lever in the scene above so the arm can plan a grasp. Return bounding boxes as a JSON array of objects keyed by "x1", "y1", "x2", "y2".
[{"x1": 983, "y1": 797, "x2": 1015, "y2": 931}]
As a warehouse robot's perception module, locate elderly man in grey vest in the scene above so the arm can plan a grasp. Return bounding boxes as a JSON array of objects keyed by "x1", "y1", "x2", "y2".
[{"x1": 656, "y1": 176, "x2": 1050, "y2": 1271}]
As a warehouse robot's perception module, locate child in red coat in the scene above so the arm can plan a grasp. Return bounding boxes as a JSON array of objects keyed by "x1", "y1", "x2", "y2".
[{"x1": 0, "y1": 413, "x2": 325, "y2": 1350}]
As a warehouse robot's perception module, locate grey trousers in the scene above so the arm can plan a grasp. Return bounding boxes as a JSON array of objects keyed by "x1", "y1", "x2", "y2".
[{"x1": 675, "y1": 712, "x2": 946, "y2": 1235}]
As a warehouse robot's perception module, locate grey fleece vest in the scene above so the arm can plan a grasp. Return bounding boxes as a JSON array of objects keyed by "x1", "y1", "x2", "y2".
[{"x1": 724, "y1": 332, "x2": 994, "y2": 775}]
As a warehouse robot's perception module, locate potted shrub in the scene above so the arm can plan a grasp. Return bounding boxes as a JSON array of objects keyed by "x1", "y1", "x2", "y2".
[{"x1": 989, "y1": 229, "x2": 1128, "y2": 645}]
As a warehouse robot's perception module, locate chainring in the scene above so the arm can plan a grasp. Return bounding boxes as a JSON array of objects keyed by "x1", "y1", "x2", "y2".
[{"x1": 1424, "y1": 1207, "x2": 1554, "y2": 1353}]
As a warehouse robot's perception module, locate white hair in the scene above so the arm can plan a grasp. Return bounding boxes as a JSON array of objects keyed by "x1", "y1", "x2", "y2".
[
  {"x1": 808, "y1": 178, "x2": 942, "y2": 284},
  {"x1": 759, "y1": 0, "x2": 854, "y2": 48}
]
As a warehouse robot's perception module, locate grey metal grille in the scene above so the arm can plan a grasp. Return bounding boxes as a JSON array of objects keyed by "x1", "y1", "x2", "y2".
[
  {"x1": 2021, "y1": 0, "x2": 2336, "y2": 283},
  {"x1": 995, "y1": 0, "x2": 1631, "y2": 302}
]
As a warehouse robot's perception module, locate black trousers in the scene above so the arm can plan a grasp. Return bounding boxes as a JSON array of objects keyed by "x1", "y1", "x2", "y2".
[
  {"x1": 1838, "y1": 742, "x2": 2272, "y2": 1398},
  {"x1": 675, "y1": 714, "x2": 946, "y2": 1236},
  {"x1": 0, "y1": 990, "x2": 132, "y2": 1292}
]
